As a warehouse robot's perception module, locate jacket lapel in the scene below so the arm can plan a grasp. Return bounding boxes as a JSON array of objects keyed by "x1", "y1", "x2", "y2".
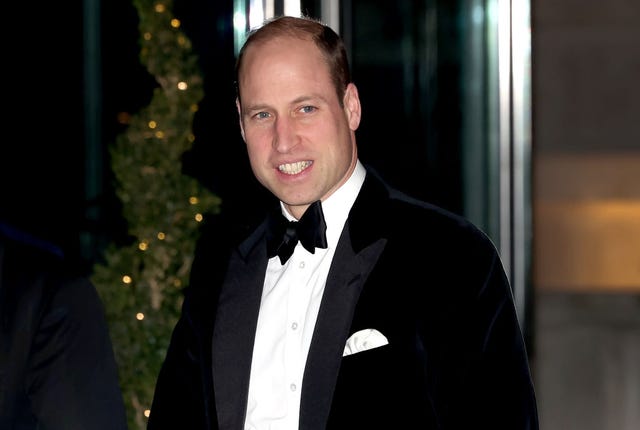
[
  {"x1": 299, "y1": 173, "x2": 390, "y2": 429},
  {"x1": 211, "y1": 172, "x2": 393, "y2": 429},
  {"x1": 211, "y1": 227, "x2": 268, "y2": 429}
]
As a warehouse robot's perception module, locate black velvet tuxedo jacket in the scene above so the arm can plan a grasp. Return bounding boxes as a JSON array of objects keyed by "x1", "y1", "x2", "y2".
[{"x1": 148, "y1": 170, "x2": 539, "y2": 430}]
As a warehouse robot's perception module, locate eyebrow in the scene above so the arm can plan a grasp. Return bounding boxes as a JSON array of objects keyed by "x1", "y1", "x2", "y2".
[
  {"x1": 292, "y1": 94, "x2": 328, "y2": 105},
  {"x1": 242, "y1": 103, "x2": 270, "y2": 114},
  {"x1": 242, "y1": 91, "x2": 331, "y2": 115}
]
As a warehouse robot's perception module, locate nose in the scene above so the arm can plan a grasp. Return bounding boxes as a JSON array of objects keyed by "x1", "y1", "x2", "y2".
[{"x1": 273, "y1": 116, "x2": 298, "y2": 153}]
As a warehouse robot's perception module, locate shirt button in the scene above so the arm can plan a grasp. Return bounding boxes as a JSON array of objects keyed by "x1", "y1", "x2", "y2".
[
  {"x1": 291, "y1": 322, "x2": 298, "y2": 330},
  {"x1": 299, "y1": 261, "x2": 305, "y2": 269},
  {"x1": 290, "y1": 383, "x2": 297, "y2": 392}
]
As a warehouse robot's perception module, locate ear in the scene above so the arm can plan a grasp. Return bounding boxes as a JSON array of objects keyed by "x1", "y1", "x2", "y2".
[
  {"x1": 236, "y1": 97, "x2": 246, "y2": 141},
  {"x1": 343, "y1": 83, "x2": 361, "y2": 131}
]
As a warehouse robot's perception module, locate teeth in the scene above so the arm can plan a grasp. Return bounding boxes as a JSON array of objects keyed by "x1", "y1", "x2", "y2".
[{"x1": 278, "y1": 161, "x2": 311, "y2": 175}]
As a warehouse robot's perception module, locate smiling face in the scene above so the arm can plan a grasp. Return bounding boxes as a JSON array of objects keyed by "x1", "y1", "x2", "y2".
[{"x1": 236, "y1": 35, "x2": 361, "y2": 219}]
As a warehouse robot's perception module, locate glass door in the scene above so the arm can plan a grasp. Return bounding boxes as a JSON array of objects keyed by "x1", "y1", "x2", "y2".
[{"x1": 303, "y1": 0, "x2": 534, "y2": 346}]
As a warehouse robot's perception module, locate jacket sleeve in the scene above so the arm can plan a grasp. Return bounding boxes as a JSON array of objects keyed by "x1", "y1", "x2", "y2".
[
  {"x1": 147, "y1": 285, "x2": 216, "y2": 430},
  {"x1": 452, "y1": 247, "x2": 539, "y2": 430}
]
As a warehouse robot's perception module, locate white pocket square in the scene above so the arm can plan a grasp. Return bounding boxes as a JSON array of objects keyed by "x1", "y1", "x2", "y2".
[{"x1": 343, "y1": 328, "x2": 389, "y2": 357}]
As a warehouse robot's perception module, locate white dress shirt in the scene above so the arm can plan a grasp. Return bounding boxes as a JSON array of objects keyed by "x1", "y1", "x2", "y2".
[{"x1": 244, "y1": 161, "x2": 366, "y2": 430}]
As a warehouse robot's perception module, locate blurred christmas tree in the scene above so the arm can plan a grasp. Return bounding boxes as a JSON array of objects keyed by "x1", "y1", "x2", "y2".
[{"x1": 92, "y1": 0, "x2": 221, "y2": 428}]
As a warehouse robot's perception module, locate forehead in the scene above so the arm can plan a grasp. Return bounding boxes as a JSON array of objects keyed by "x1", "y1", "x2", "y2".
[{"x1": 240, "y1": 36, "x2": 330, "y2": 82}]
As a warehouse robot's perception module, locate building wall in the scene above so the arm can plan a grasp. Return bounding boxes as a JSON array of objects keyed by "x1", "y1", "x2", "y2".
[
  {"x1": 534, "y1": 153, "x2": 640, "y2": 291},
  {"x1": 532, "y1": 0, "x2": 640, "y2": 428}
]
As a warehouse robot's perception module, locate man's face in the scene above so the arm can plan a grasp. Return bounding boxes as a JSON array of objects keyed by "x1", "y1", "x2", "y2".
[{"x1": 236, "y1": 36, "x2": 361, "y2": 219}]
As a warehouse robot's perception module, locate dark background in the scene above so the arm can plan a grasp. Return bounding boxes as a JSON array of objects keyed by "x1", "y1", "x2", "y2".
[{"x1": 1, "y1": 0, "x2": 466, "y2": 273}]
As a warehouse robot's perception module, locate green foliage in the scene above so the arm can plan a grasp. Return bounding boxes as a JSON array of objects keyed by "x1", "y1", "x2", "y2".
[{"x1": 91, "y1": 1, "x2": 220, "y2": 428}]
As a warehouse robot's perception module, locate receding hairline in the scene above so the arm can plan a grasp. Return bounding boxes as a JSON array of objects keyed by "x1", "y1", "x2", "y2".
[
  {"x1": 235, "y1": 15, "x2": 351, "y2": 104},
  {"x1": 236, "y1": 16, "x2": 329, "y2": 76}
]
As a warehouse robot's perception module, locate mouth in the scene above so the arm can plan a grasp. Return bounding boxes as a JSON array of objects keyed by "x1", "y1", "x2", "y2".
[{"x1": 278, "y1": 161, "x2": 312, "y2": 175}]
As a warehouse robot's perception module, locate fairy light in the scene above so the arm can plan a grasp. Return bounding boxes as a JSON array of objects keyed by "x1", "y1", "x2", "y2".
[{"x1": 93, "y1": 0, "x2": 225, "y2": 423}]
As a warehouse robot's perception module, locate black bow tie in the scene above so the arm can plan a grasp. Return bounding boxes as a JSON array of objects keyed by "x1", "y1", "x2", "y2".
[{"x1": 266, "y1": 200, "x2": 328, "y2": 264}]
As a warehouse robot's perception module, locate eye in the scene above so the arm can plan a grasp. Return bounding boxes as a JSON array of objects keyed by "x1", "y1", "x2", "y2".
[
  {"x1": 253, "y1": 111, "x2": 271, "y2": 120},
  {"x1": 299, "y1": 105, "x2": 317, "y2": 114}
]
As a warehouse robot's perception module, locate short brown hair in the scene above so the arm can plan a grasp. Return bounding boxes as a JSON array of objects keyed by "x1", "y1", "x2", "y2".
[{"x1": 235, "y1": 15, "x2": 351, "y2": 104}]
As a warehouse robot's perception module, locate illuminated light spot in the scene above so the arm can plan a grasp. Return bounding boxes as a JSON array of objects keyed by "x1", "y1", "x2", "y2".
[
  {"x1": 154, "y1": 3, "x2": 166, "y2": 13},
  {"x1": 195, "y1": 213, "x2": 203, "y2": 222},
  {"x1": 233, "y1": 12, "x2": 246, "y2": 31},
  {"x1": 157, "y1": 232, "x2": 166, "y2": 240},
  {"x1": 143, "y1": 32, "x2": 152, "y2": 41},
  {"x1": 136, "y1": 313, "x2": 145, "y2": 321},
  {"x1": 144, "y1": 410, "x2": 151, "y2": 418},
  {"x1": 148, "y1": 120, "x2": 157, "y2": 129},
  {"x1": 284, "y1": 0, "x2": 301, "y2": 17},
  {"x1": 155, "y1": 130, "x2": 165, "y2": 139},
  {"x1": 170, "y1": 18, "x2": 180, "y2": 28},
  {"x1": 122, "y1": 275, "x2": 132, "y2": 284},
  {"x1": 177, "y1": 81, "x2": 188, "y2": 90},
  {"x1": 139, "y1": 241, "x2": 148, "y2": 251},
  {"x1": 189, "y1": 196, "x2": 198, "y2": 205}
]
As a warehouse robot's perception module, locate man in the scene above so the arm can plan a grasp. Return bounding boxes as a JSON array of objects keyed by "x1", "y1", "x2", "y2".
[
  {"x1": 148, "y1": 15, "x2": 539, "y2": 429},
  {"x1": 0, "y1": 221, "x2": 128, "y2": 429}
]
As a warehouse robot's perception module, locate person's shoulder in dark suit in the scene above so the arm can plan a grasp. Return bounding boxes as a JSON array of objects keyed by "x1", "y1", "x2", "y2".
[{"x1": 0, "y1": 221, "x2": 128, "y2": 430}]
